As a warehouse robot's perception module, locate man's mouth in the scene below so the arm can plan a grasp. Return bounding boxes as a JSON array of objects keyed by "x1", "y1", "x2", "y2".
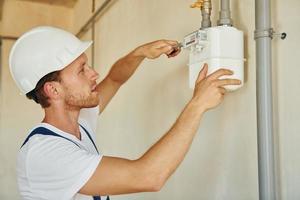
[{"x1": 91, "y1": 84, "x2": 97, "y2": 92}]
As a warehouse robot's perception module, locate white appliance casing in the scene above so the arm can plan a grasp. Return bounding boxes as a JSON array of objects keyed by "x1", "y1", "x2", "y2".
[{"x1": 188, "y1": 26, "x2": 244, "y2": 91}]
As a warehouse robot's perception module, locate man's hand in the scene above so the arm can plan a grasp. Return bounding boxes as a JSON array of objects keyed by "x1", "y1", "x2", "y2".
[
  {"x1": 135, "y1": 40, "x2": 181, "y2": 59},
  {"x1": 192, "y1": 64, "x2": 242, "y2": 112}
]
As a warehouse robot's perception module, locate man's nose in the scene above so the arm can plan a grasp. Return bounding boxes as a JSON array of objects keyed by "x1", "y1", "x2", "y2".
[{"x1": 87, "y1": 67, "x2": 99, "y2": 81}]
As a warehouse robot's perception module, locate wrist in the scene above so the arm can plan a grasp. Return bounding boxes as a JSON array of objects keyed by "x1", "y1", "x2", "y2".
[
  {"x1": 132, "y1": 45, "x2": 146, "y2": 59},
  {"x1": 188, "y1": 98, "x2": 207, "y2": 114}
]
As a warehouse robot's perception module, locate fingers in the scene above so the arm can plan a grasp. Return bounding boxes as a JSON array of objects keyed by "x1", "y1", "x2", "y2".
[
  {"x1": 207, "y1": 68, "x2": 234, "y2": 81},
  {"x1": 167, "y1": 47, "x2": 181, "y2": 58},
  {"x1": 163, "y1": 40, "x2": 179, "y2": 47},
  {"x1": 214, "y1": 79, "x2": 241, "y2": 87},
  {"x1": 150, "y1": 39, "x2": 181, "y2": 58},
  {"x1": 159, "y1": 45, "x2": 174, "y2": 55},
  {"x1": 158, "y1": 45, "x2": 181, "y2": 58},
  {"x1": 157, "y1": 40, "x2": 179, "y2": 50},
  {"x1": 218, "y1": 87, "x2": 226, "y2": 95},
  {"x1": 163, "y1": 40, "x2": 180, "y2": 56},
  {"x1": 196, "y1": 63, "x2": 208, "y2": 83},
  {"x1": 155, "y1": 40, "x2": 178, "y2": 49}
]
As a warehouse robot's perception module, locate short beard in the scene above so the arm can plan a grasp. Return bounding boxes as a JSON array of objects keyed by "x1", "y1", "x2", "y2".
[{"x1": 64, "y1": 90, "x2": 99, "y2": 110}]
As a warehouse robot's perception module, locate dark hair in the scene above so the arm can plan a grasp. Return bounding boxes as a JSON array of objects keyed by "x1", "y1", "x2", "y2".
[{"x1": 26, "y1": 71, "x2": 61, "y2": 108}]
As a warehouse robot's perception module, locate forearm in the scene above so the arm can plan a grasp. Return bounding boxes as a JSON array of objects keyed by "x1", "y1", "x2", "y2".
[
  {"x1": 136, "y1": 99, "x2": 206, "y2": 187},
  {"x1": 107, "y1": 47, "x2": 145, "y2": 84},
  {"x1": 96, "y1": 40, "x2": 179, "y2": 114}
]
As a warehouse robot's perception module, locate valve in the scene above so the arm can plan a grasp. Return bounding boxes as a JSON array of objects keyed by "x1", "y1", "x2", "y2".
[{"x1": 190, "y1": 0, "x2": 204, "y2": 9}]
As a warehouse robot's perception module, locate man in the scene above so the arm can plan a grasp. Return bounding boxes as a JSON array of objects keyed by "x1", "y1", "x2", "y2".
[{"x1": 9, "y1": 26, "x2": 241, "y2": 200}]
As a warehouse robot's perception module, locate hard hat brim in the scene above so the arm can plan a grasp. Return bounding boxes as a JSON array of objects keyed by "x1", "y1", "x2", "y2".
[{"x1": 71, "y1": 40, "x2": 93, "y2": 65}]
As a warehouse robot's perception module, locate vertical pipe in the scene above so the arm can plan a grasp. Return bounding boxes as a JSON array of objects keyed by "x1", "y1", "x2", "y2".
[
  {"x1": 91, "y1": 0, "x2": 96, "y2": 68},
  {"x1": 0, "y1": 38, "x2": 3, "y2": 133},
  {"x1": 255, "y1": 0, "x2": 276, "y2": 199},
  {"x1": 190, "y1": 0, "x2": 212, "y2": 29},
  {"x1": 201, "y1": 0, "x2": 212, "y2": 29},
  {"x1": 201, "y1": 12, "x2": 211, "y2": 28},
  {"x1": 0, "y1": 38, "x2": 2, "y2": 95},
  {"x1": 221, "y1": 0, "x2": 230, "y2": 10},
  {"x1": 218, "y1": 0, "x2": 233, "y2": 26},
  {"x1": 76, "y1": 0, "x2": 113, "y2": 37}
]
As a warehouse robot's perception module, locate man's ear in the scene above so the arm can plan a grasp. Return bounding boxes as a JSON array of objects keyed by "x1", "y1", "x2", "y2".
[{"x1": 43, "y1": 82, "x2": 60, "y2": 99}]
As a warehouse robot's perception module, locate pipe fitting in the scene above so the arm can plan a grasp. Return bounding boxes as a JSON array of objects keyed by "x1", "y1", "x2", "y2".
[
  {"x1": 218, "y1": 0, "x2": 233, "y2": 26},
  {"x1": 254, "y1": 28, "x2": 274, "y2": 39},
  {"x1": 191, "y1": 0, "x2": 212, "y2": 29}
]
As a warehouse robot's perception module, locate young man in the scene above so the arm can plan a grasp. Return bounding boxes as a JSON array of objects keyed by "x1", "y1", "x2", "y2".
[{"x1": 9, "y1": 26, "x2": 241, "y2": 200}]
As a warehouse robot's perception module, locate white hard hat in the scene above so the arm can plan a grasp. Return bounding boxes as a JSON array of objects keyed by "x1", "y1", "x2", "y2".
[{"x1": 9, "y1": 26, "x2": 92, "y2": 95}]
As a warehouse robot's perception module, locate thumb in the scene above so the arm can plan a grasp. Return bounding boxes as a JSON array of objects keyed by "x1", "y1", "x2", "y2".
[
  {"x1": 196, "y1": 63, "x2": 208, "y2": 83},
  {"x1": 159, "y1": 45, "x2": 173, "y2": 54}
]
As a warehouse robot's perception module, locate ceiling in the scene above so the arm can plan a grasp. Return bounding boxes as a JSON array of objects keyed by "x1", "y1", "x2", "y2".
[{"x1": 19, "y1": 0, "x2": 78, "y2": 8}]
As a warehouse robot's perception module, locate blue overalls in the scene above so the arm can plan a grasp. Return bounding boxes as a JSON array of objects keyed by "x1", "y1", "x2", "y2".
[{"x1": 21, "y1": 124, "x2": 110, "y2": 200}]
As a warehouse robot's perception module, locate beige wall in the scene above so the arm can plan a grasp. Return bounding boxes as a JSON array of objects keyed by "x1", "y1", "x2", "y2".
[
  {"x1": 0, "y1": 0, "x2": 300, "y2": 199},
  {"x1": 273, "y1": 0, "x2": 300, "y2": 198}
]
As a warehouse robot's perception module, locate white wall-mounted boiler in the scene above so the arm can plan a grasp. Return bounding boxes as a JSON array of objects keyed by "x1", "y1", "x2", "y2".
[{"x1": 182, "y1": 26, "x2": 244, "y2": 91}]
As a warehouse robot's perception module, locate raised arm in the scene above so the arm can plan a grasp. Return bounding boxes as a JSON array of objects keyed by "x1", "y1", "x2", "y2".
[
  {"x1": 79, "y1": 65, "x2": 241, "y2": 196},
  {"x1": 95, "y1": 40, "x2": 180, "y2": 113}
]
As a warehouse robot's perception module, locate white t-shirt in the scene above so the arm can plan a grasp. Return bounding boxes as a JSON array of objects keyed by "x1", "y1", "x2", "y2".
[{"x1": 17, "y1": 106, "x2": 107, "y2": 200}]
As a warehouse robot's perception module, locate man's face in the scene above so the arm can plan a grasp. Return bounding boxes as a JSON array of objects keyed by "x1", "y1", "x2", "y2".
[{"x1": 59, "y1": 53, "x2": 100, "y2": 109}]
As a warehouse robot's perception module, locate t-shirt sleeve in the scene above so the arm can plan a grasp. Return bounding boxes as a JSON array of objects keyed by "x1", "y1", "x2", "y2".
[
  {"x1": 26, "y1": 136, "x2": 102, "y2": 200},
  {"x1": 79, "y1": 106, "x2": 99, "y2": 134}
]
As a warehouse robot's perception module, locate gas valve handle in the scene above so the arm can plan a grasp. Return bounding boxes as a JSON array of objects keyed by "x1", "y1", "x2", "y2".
[{"x1": 190, "y1": 0, "x2": 204, "y2": 9}]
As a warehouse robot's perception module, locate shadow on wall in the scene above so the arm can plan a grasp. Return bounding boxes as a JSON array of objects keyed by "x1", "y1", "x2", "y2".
[
  {"x1": 271, "y1": 0, "x2": 283, "y2": 199},
  {"x1": 231, "y1": 0, "x2": 250, "y2": 84}
]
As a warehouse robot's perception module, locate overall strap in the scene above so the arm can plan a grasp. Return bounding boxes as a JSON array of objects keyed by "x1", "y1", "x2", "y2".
[
  {"x1": 79, "y1": 125, "x2": 110, "y2": 200},
  {"x1": 93, "y1": 195, "x2": 110, "y2": 200},
  {"x1": 79, "y1": 124, "x2": 99, "y2": 154},
  {"x1": 21, "y1": 127, "x2": 80, "y2": 148}
]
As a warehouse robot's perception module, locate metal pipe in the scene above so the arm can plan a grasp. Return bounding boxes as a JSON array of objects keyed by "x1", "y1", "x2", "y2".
[
  {"x1": 76, "y1": 0, "x2": 113, "y2": 38},
  {"x1": 254, "y1": 0, "x2": 277, "y2": 199},
  {"x1": 201, "y1": 0, "x2": 212, "y2": 29},
  {"x1": 190, "y1": 0, "x2": 212, "y2": 29},
  {"x1": 0, "y1": 38, "x2": 2, "y2": 120},
  {"x1": 218, "y1": 0, "x2": 233, "y2": 26},
  {"x1": 91, "y1": 0, "x2": 96, "y2": 68},
  {"x1": 0, "y1": 35, "x2": 18, "y2": 40}
]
